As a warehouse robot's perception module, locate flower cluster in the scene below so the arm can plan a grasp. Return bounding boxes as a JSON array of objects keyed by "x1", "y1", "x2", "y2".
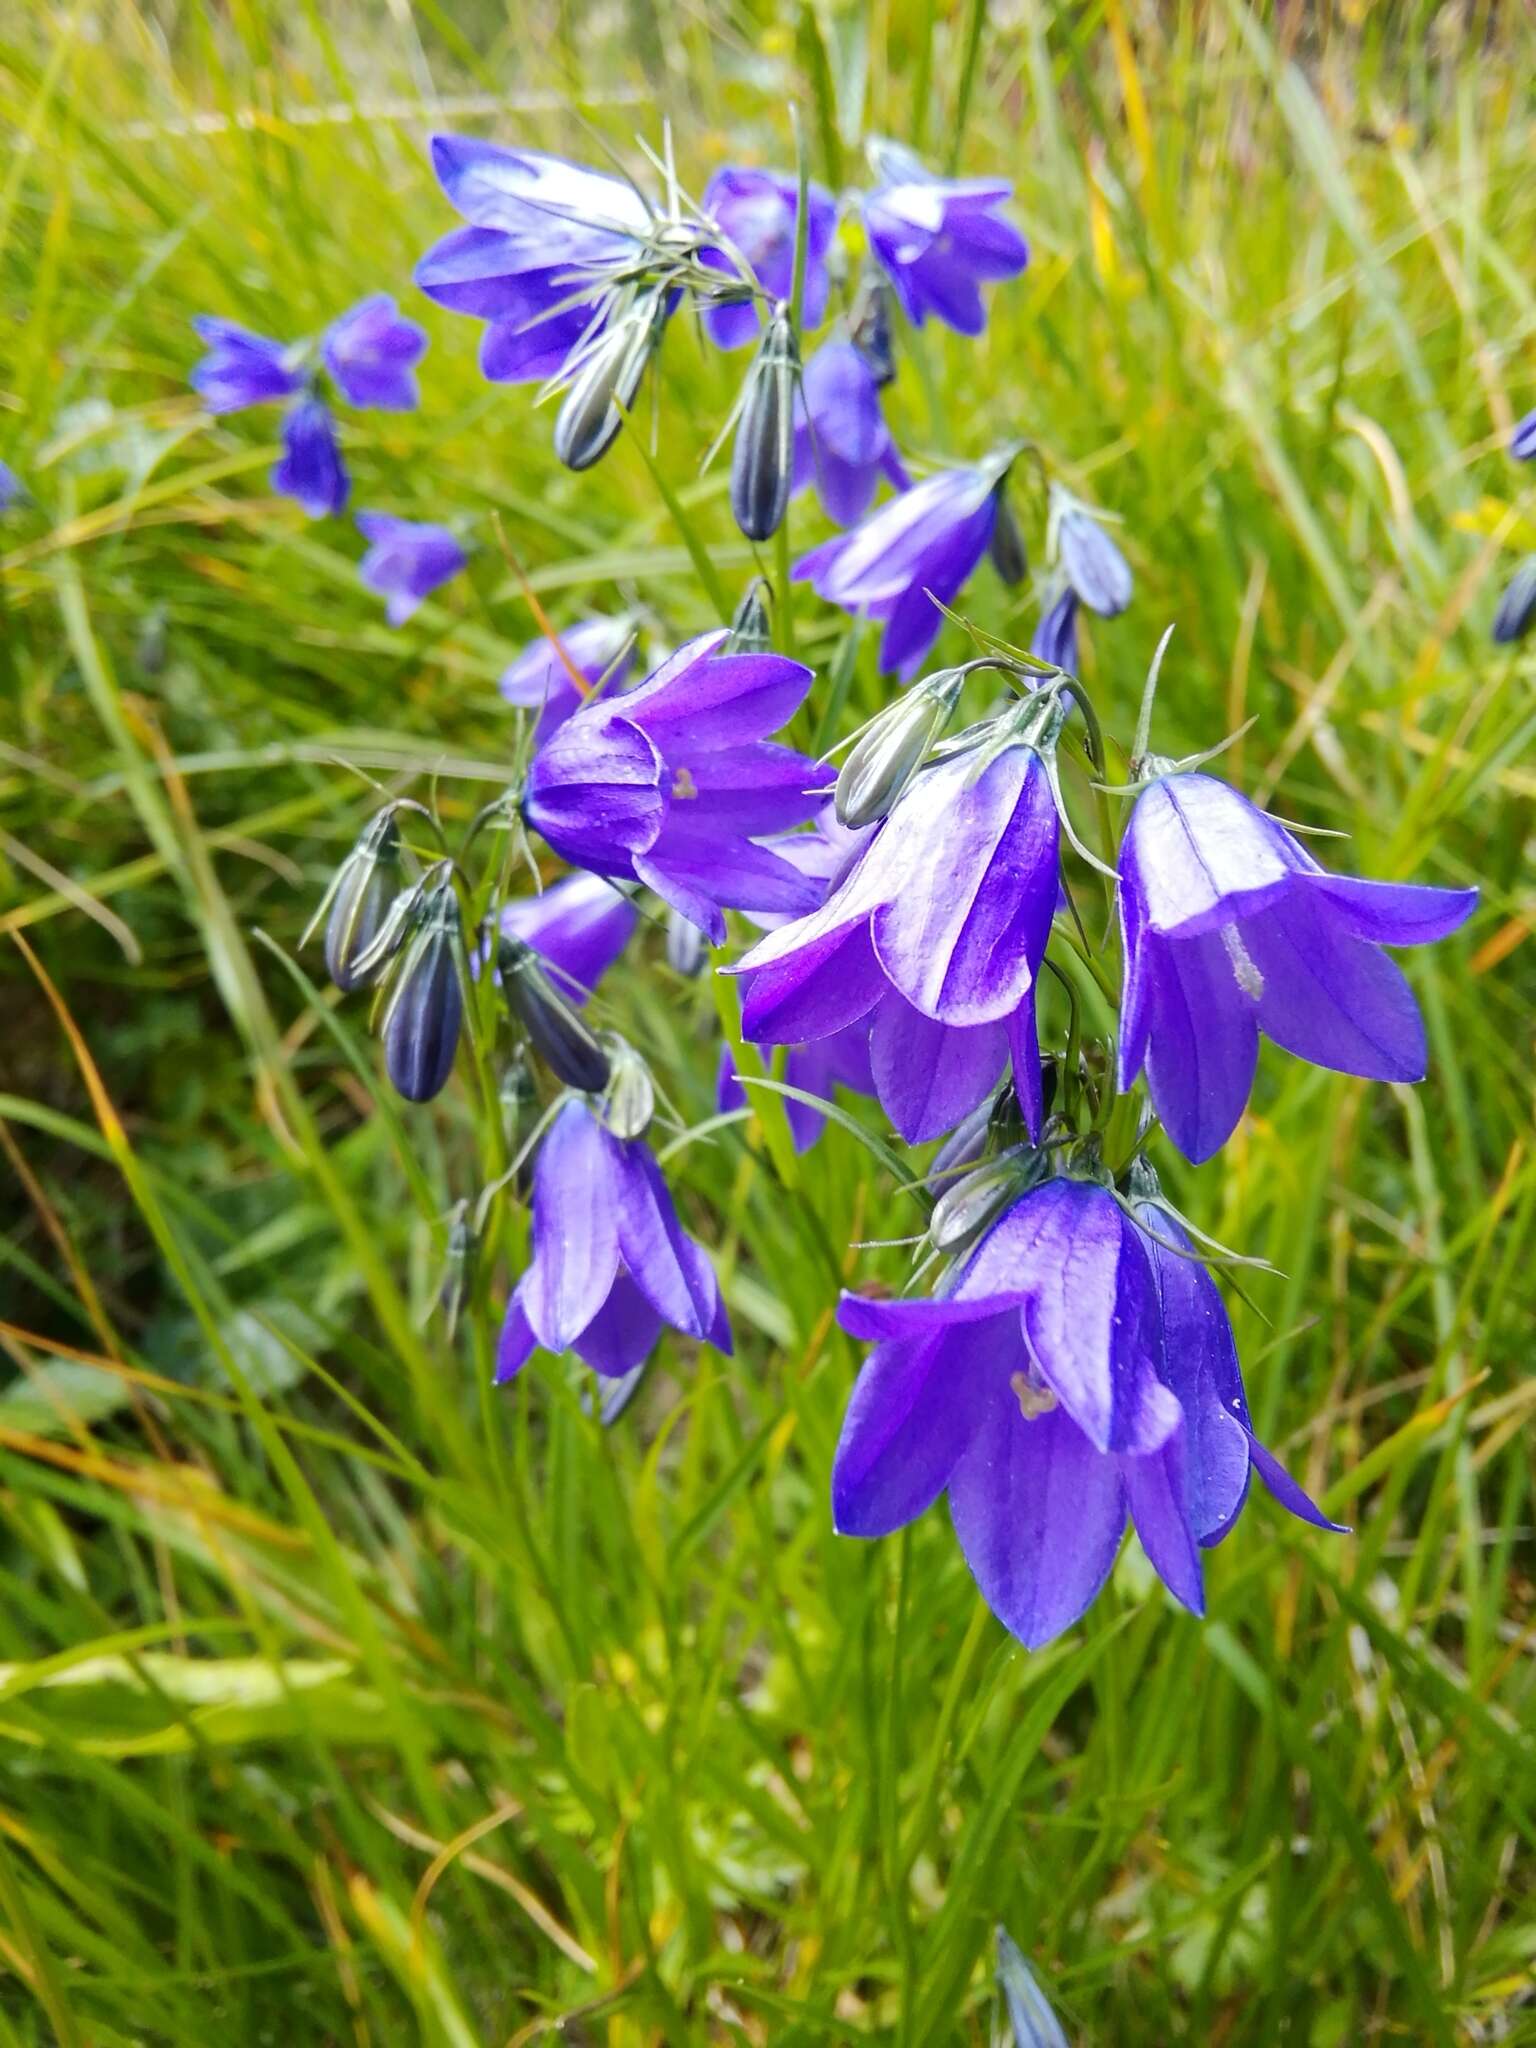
[{"x1": 271, "y1": 119, "x2": 1482, "y2": 1654}]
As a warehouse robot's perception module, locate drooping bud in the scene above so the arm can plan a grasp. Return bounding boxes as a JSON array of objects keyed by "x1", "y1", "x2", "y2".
[
  {"x1": 382, "y1": 881, "x2": 464, "y2": 1103},
  {"x1": 318, "y1": 809, "x2": 403, "y2": 991},
  {"x1": 928, "y1": 1148, "x2": 1040, "y2": 1254},
  {"x1": 665, "y1": 908, "x2": 707, "y2": 978},
  {"x1": 1051, "y1": 486, "x2": 1132, "y2": 618},
  {"x1": 925, "y1": 1094, "x2": 997, "y2": 1195},
  {"x1": 730, "y1": 306, "x2": 798, "y2": 543},
  {"x1": 553, "y1": 292, "x2": 667, "y2": 473},
  {"x1": 850, "y1": 271, "x2": 896, "y2": 387},
  {"x1": 499, "y1": 936, "x2": 611, "y2": 1094},
  {"x1": 346, "y1": 856, "x2": 449, "y2": 988},
  {"x1": 1493, "y1": 554, "x2": 1536, "y2": 644},
  {"x1": 499, "y1": 1048, "x2": 535, "y2": 1144},
  {"x1": 988, "y1": 487, "x2": 1028, "y2": 587},
  {"x1": 598, "y1": 1035, "x2": 655, "y2": 1141},
  {"x1": 834, "y1": 667, "x2": 965, "y2": 830},
  {"x1": 725, "y1": 578, "x2": 773, "y2": 655}
]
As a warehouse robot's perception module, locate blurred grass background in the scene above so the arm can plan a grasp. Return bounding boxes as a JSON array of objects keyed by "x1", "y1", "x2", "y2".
[{"x1": 1, "y1": 0, "x2": 1534, "y2": 2041}]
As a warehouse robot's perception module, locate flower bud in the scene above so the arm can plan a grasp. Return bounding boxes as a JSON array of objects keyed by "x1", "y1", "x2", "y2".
[
  {"x1": 850, "y1": 272, "x2": 896, "y2": 387},
  {"x1": 665, "y1": 908, "x2": 707, "y2": 977},
  {"x1": 1052, "y1": 487, "x2": 1132, "y2": 617},
  {"x1": 382, "y1": 884, "x2": 464, "y2": 1103},
  {"x1": 499, "y1": 936, "x2": 611, "y2": 1093},
  {"x1": 598, "y1": 1035, "x2": 655, "y2": 1141},
  {"x1": 988, "y1": 488, "x2": 1028, "y2": 587},
  {"x1": 730, "y1": 308, "x2": 798, "y2": 543},
  {"x1": 929, "y1": 1148, "x2": 1037, "y2": 1254},
  {"x1": 725, "y1": 578, "x2": 773, "y2": 655},
  {"x1": 553, "y1": 293, "x2": 666, "y2": 473},
  {"x1": 321, "y1": 809, "x2": 403, "y2": 991},
  {"x1": 1493, "y1": 554, "x2": 1536, "y2": 644},
  {"x1": 834, "y1": 668, "x2": 964, "y2": 830}
]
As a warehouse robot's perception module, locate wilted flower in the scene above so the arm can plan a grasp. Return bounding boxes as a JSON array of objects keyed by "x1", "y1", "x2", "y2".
[
  {"x1": 1030, "y1": 586, "x2": 1079, "y2": 672},
  {"x1": 522, "y1": 631, "x2": 822, "y2": 939},
  {"x1": 190, "y1": 316, "x2": 306, "y2": 412},
  {"x1": 273, "y1": 397, "x2": 348, "y2": 519},
  {"x1": 862, "y1": 138, "x2": 1029, "y2": 336},
  {"x1": 729, "y1": 711, "x2": 1062, "y2": 1143},
  {"x1": 321, "y1": 294, "x2": 428, "y2": 410},
  {"x1": 1511, "y1": 408, "x2": 1536, "y2": 461},
  {"x1": 380, "y1": 881, "x2": 464, "y2": 1102},
  {"x1": 1053, "y1": 488, "x2": 1132, "y2": 617},
  {"x1": 415, "y1": 136, "x2": 654, "y2": 384},
  {"x1": 795, "y1": 456, "x2": 1007, "y2": 676},
  {"x1": 730, "y1": 307, "x2": 799, "y2": 541},
  {"x1": 1118, "y1": 771, "x2": 1477, "y2": 1163},
  {"x1": 495, "y1": 1097, "x2": 731, "y2": 1383},
  {"x1": 355, "y1": 512, "x2": 467, "y2": 625},
  {"x1": 793, "y1": 340, "x2": 909, "y2": 528},
  {"x1": 499, "y1": 617, "x2": 636, "y2": 742},
  {"x1": 832, "y1": 1172, "x2": 1336, "y2": 1647},
  {"x1": 700, "y1": 166, "x2": 836, "y2": 349},
  {"x1": 497, "y1": 870, "x2": 639, "y2": 1002},
  {"x1": 1492, "y1": 555, "x2": 1536, "y2": 644}
]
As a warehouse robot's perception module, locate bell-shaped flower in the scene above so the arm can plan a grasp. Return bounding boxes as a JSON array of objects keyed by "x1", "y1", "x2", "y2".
[
  {"x1": 414, "y1": 135, "x2": 653, "y2": 384},
  {"x1": 190, "y1": 316, "x2": 306, "y2": 413},
  {"x1": 1030, "y1": 586, "x2": 1079, "y2": 672},
  {"x1": 700, "y1": 166, "x2": 836, "y2": 349},
  {"x1": 273, "y1": 398, "x2": 348, "y2": 519},
  {"x1": 522, "y1": 631, "x2": 822, "y2": 941},
  {"x1": 499, "y1": 617, "x2": 637, "y2": 743},
  {"x1": 496, "y1": 1097, "x2": 731, "y2": 1383},
  {"x1": 832, "y1": 1175, "x2": 1337, "y2": 1648},
  {"x1": 862, "y1": 139, "x2": 1029, "y2": 336},
  {"x1": 727, "y1": 725, "x2": 1060, "y2": 1144},
  {"x1": 792, "y1": 340, "x2": 910, "y2": 527},
  {"x1": 1511, "y1": 408, "x2": 1536, "y2": 462},
  {"x1": 497, "y1": 871, "x2": 638, "y2": 1004},
  {"x1": 1118, "y1": 772, "x2": 1477, "y2": 1163},
  {"x1": 1493, "y1": 555, "x2": 1536, "y2": 644},
  {"x1": 1053, "y1": 490, "x2": 1132, "y2": 617},
  {"x1": 355, "y1": 512, "x2": 467, "y2": 625},
  {"x1": 322, "y1": 294, "x2": 428, "y2": 410},
  {"x1": 794, "y1": 458, "x2": 1003, "y2": 676}
]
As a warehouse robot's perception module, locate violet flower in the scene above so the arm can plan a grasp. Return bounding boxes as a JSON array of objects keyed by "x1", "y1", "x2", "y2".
[
  {"x1": 792, "y1": 340, "x2": 910, "y2": 527},
  {"x1": 355, "y1": 512, "x2": 468, "y2": 625},
  {"x1": 415, "y1": 136, "x2": 652, "y2": 384},
  {"x1": 1030, "y1": 586, "x2": 1079, "y2": 673},
  {"x1": 1053, "y1": 490, "x2": 1132, "y2": 617},
  {"x1": 495, "y1": 1097, "x2": 731, "y2": 1383},
  {"x1": 322, "y1": 294, "x2": 428, "y2": 410},
  {"x1": 500, "y1": 617, "x2": 637, "y2": 743},
  {"x1": 716, "y1": 1029, "x2": 876, "y2": 1153},
  {"x1": 700, "y1": 166, "x2": 836, "y2": 350},
  {"x1": 794, "y1": 456, "x2": 1006, "y2": 677},
  {"x1": 1511, "y1": 408, "x2": 1536, "y2": 462},
  {"x1": 273, "y1": 398, "x2": 348, "y2": 518},
  {"x1": 1492, "y1": 556, "x2": 1536, "y2": 644},
  {"x1": 727, "y1": 714, "x2": 1061, "y2": 1144},
  {"x1": 522, "y1": 631, "x2": 822, "y2": 941},
  {"x1": 832, "y1": 1173, "x2": 1337, "y2": 1647},
  {"x1": 190, "y1": 317, "x2": 306, "y2": 413},
  {"x1": 862, "y1": 139, "x2": 1029, "y2": 337},
  {"x1": 497, "y1": 871, "x2": 639, "y2": 1002},
  {"x1": 1118, "y1": 771, "x2": 1477, "y2": 1163}
]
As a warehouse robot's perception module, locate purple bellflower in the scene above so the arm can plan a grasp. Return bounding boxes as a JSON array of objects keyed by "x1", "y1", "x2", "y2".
[
  {"x1": 1118, "y1": 772, "x2": 1478, "y2": 1164},
  {"x1": 727, "y1": 712, "x2": 1062, "y2": 1144},
  {"x1": 700, "y1": 167, "x2": 836, "y2": 350},
  {"x1": 792, "y1": 340, "x2": 910, "y2": 527},
  {"x1": 190, "y1": 317, "x2": 307, "y2": 413},
  {"x1": 1030, "y1": 586, "x2": 1079, "y2": 673},
  {"x1": 274, "y1": 398, "x2": 348, "y2": 518},
  {"x1": 496, "y1": 1097, "x2": 731, "y2": 1383},
  {"x1": 795, "y1": 456, "x2": 1007, "y2": 677},
  {"x1": 497, "y1": 871, "x2": 639, "y2": 1002},
  {"x1": 832, "y1": 1171, "x2": 1337, "y2": 1648},
  {"x1": 355, "y1": 512, "x2": 468, "y2": 625},
  {"x1": 1493, "y1": 556, "x2": 1536, "y2": 644},
  {"x1": 500, "y1": 616, "x2": 637, "y2": 743},
  {"x1": 1052, "y1": 489, "x2": 1132, "y2": 617},
  {"x1": 862, "y1": 139, "x2": 1029, "y2": 337},
  {"x1": 1511, "y1": 408, "x2": 1536, "y2": 462},
  {"x1": 522, "y1": 631, "x2": 822, "y2": 941},
  {"x1": 322, "y1": 294, "x2": 428, "y2": 410},
  {"x1": 415, "y1": 136, "x2": 653, "y2": 384}
]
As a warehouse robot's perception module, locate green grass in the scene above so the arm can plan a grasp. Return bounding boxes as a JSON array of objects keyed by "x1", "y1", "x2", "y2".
[{"x1": 1, "y1": 2, "x2": 1534, "y2": 2042}]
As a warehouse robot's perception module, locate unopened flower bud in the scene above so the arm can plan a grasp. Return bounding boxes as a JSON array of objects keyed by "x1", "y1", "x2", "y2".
[
  {"x1": 850, "y1": 272, "x2": 896, "y2": 387},
  {"x1": 730, "y1": 308, "x2": 798, "y2": 542},
  {"x1": 499, "y1": 937, "x2": 611, "y2": 1093},
  {"x1": 666, "y1": 908, "x2": 706, "y2": 977},
  {"x1": 382, "y1": 883, "x2": 464, "y2": 1103},
  {"x1": 725, "y1": 578, "x2": 773, "y2": 655},
  {"x1": 553, "y1": 293, "x2": 666, "y2": 473},
  {"x1": 988, "y1": 488, "x2": 1028, "y2": 587},
  {"x1": 929, "y1": 1148, "x2": 1037, "y2": 1253},
  {"x1": 320, "y1": 809, "x2": 403, "y2": 991},
  {"x1": 599, "y1": 1035, "x2": 655, "y2": 1140},
  {"x1": 835, "y1": 668, "x2": 964, "y2": 830}
]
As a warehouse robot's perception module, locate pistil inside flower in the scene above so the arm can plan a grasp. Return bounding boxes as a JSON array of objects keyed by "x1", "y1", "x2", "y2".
[
  {"x1": 1220, "y1": 920, "x2": 1265, "y2": 1000},
  {"x1": 1010, "y1": 1370, "x2": 1058, "y2": 1422}
]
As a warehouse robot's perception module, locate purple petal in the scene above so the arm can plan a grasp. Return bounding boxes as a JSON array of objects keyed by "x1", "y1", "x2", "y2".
[
  {"x1": 272, "y1": 399, "x2": 349, "y2": 519},
  {"x1": 1302, "y1": 873, "x2": 1477, "y2": 947},
  {"x1": 1122, "y1": 775, "x2": 1299, "y2": 939},
  {"x1": 673, "y1": 743, "x2": 822, "y2": 836},
  {"x1": 1139, "y1": 1212, "x2": 1252, "y2": 1543},
  {"x1": 1005, "y1": 996, "x2": 1045, "y2": 1143},
  {"x1": 497, "y1": 872, "x2": 638, "y2": 1000},
  {"x1": 481, "y1": 304, "x2": 596, "y2": 382},
  {"x1": 1247, "y1": 1436, "x2": 1346, "y2": 1532},
  {"x1": 573, "y1": 1271, "x2": 663, "y2": 1378},
  {"x1": 500, "y1": 617, "x2": 635, "y2": 742},
  {"x1": 869, "y1": 993, "x2": 1008, "y2": 1144},
  {"x1": 524, "y1": 712, "x2": 665, "y2": 873},
  {"x1": 1123, "y1": 1431, "x2": 1205, "y2": 1615},
  {"x1": 522, "y1": 1101, "x2": 624, "y2": 1349},
  {"x1": 1241, "y1": 892, "x2": 1428, "y2": 1082},
  {"x1": 494, "y1": 1286, "x2": 537, "y2": 1383},
  {"x1": 1509, "y1": 407, "x2": 1536, "y2": 461},
  {"x1": 612, "y1": 1142, "x2": 721, "y2": 1339},
  {"x1": 619, "y1": 639, "x2": 814, "y2": 750},
  {"x1": 190, "y1": 316, "x2": 303, "y2": 412},
  {"x1": 322, "y1": 294, "x2": 427, "y2": 411},
  {"x1": 837, "y1": 1290, "x2": 1030, "y2": 1345},
  {"x1": 833, "y1": 1321, "x2": 1007, "y2": 1537},
  {"x1": 1058, "y1": 509, "x2": 1132, "y2": 617},
  {"x1": 429, "y1": 133, "x2": 650, "y2": 241},
  {"x1": 948, "y1": 1391, "x2": 1126, "y2": 1648},
  {"x1": 1141, "y1": 926, "x2": 1260, "y2": 1164},
  {"x1": 736, "y1": 921, "x2": 887, "y2": 1043},
  {"x1": 638, "y1": 825, "x2": 821, "y2": 942}
]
